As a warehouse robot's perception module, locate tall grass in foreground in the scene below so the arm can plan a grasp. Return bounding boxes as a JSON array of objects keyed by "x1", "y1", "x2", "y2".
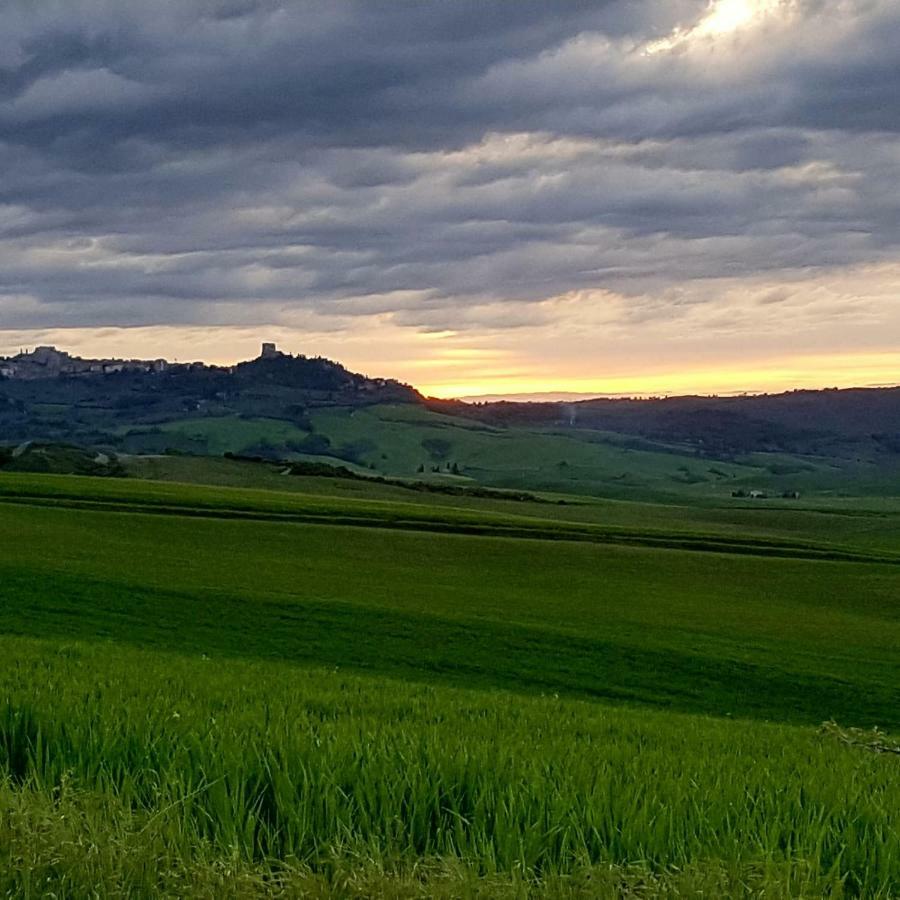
[{"x1": 1, "y1": 638, "x2": 898, "y2": 897}]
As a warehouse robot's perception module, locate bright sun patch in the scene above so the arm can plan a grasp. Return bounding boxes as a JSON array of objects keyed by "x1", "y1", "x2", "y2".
[{"x1": 644, "y1": 0, "x2": 790, "y2": 54}]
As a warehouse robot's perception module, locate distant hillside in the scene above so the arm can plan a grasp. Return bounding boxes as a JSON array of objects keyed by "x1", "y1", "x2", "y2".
[
  {"x1": 0, "y1": 342, "x2": 420, "y2": 449},
  {"x1": 2, "y1": 343, "x2": 900, "y2": 500},
  {"x1": 428, "y1": 387, "x2": 900, "y2": 460}
]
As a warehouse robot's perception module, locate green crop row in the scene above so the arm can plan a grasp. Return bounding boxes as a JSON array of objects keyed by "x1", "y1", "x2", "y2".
[{"x1": 1, "y1": 639, "x2": 898, "y2": 897}]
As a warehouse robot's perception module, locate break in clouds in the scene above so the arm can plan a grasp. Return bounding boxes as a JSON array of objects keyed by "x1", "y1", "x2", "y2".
[{"x1": 1, "y1": 0, "x2": 899, "y2": 345}]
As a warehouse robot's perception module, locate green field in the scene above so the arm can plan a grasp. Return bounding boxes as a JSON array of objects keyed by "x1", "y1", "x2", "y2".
[
  {"x1": 111, "y1": 402, "x2": 900, "y2": 502},
  {"x1": 2, "y1": 471, "x2": 899, "y2": 896}
]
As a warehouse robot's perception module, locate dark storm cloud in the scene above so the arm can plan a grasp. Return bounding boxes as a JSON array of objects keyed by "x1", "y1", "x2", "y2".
[{"x1": 0, "y1": 0, "x2": 898, "y2": 331}]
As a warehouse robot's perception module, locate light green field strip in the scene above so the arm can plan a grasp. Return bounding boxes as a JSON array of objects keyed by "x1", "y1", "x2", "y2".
[
  {"x1": 2, "y1": 472, "x2": 898, "y2": 564},
  {"x1": 3, "y1": 483, "x2": 899, "y2": 725}
]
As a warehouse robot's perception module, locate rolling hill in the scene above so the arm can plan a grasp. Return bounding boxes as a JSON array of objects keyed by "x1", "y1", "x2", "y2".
[{"x1": 2, "y1": 344, "x2": 900, "y2": 503}]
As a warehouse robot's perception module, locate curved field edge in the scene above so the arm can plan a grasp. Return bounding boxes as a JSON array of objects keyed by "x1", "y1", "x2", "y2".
[
  {"x1": 1, "y1": 472, "x2": 898, "y2": 564},
  {"x1": 1, "y1": 561, "x2": 897, "y2": 729},
  {"x1": 3, "y1": 498, "x2": 899, "y2": 728},
  {"x1": 1, "y1": 640, "x2": 898, "y2": 898}
]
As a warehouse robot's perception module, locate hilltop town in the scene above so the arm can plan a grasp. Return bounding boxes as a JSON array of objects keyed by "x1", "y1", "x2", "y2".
[
  {"x1": 0, "y1": 342, "x2": 420, "y2": 451},
  {"x1": 0, "y1": 341, "x2": 348, "y2": 382},
  {"x1": 0, "y1": 341, "x2": 408, "y2": 388},
  {"x1": 0, "y1": 345, "x2": 173, "y2": 380}
]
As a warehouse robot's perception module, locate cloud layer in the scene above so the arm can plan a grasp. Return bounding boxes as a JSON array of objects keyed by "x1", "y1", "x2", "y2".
[{"x1": 1, "y1": 0, "x2": 898, "y2": 390}]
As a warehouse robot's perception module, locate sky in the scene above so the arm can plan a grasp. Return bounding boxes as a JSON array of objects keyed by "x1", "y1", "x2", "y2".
[{"x1": 1, "y1": 0, "x2": 899, "y2": 398}]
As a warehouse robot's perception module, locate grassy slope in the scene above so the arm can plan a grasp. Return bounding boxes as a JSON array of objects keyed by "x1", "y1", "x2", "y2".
[
  {"x1": 2, "y1": 472, "x2": 899, "y2": 895},
  {"x1": 3, "y1": 639, "x2": 898, "y2": 897},
  {"x1": 121, "y1": 415, "x2": 313, "y2": 456},
  {"x1": 309, "y1": 404, "x2": 900, "y2": 498},
  {"x1": 42, "y1": 458, "x2": 900, "y2": 554},
  {"x1": 1, "y1": 473, "x2": 898, "y2": 726},
  {"x1": 157, "y1": 415, "x2": 310, "y2": 455},
  {"x1": 119, "y1": 403, "x2": 900, "y2": 501},
  {"x1": 308, "y1": 404, "x2": 760, "y2": 493}
]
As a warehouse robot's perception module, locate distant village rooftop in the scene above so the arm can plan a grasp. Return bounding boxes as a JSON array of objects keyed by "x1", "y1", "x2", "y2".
[{"x1": 0, "y1": 345, "x2": 169, "y2": 380}]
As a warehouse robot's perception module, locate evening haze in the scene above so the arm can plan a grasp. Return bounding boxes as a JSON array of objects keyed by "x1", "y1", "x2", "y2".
[{"x1": 2, "y1": 0, "x2": 898, "y2": 398}]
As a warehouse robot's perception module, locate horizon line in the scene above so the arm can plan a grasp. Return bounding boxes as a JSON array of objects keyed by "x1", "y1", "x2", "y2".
[{"x1": 5, "y1": 341, "x2": 900, "y2": 404}]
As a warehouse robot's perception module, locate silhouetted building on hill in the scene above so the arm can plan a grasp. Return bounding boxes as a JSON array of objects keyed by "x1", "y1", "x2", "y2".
[{"x1": 1, "y1": 345, "x2": 175, "y2": 380}]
